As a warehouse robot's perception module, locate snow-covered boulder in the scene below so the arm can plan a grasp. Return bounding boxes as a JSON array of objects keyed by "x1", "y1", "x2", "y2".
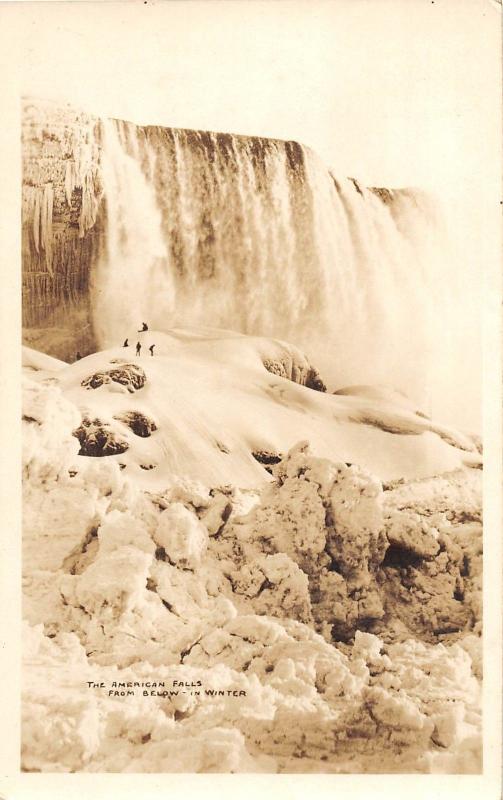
[{"x1": 81, "y1": 362, "x2": 146, "y2": 393}]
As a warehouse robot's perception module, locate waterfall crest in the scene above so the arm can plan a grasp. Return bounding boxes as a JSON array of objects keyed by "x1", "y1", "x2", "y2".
[{"x1": 93, "y1": 118, "x2": 457, "y2": 412}]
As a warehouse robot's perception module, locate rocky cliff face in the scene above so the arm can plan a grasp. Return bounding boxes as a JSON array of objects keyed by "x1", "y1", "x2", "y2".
[{"x1": 22, "y1": 99, "x2": 105, "y2": 361}]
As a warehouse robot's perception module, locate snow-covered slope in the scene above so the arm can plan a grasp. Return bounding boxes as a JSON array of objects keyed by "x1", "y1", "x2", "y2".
[
  {"x1": 21, "y1": 329, "x2": 483, "y2": 774},
  {"x1": 24, "y1": 328, "x2": 481, "y2": 491},
  {"x1": 22, "y1": 345, "x2": 68, "y2": 373}
]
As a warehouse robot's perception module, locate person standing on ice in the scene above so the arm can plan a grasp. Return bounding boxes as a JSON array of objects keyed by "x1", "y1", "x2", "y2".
[
  {"x1": 123, "y1": 338, "x2": 129, "y2": 347},
  {"x1": 135, "y1": 342, "x2": 141, "y2": 357},
  {"x1": 138, "y1": 322, "x2": 148, "y2": 332},
  {"x1": 149, "y1": 344, "x2": 155, "y2": 357}
]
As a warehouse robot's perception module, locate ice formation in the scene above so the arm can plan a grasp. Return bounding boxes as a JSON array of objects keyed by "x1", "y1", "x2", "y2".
[{"x1": 22, "y1": 334, "x2": 483, "y2": 773}]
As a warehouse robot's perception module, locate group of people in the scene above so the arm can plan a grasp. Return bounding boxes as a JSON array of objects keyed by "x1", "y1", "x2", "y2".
[
  {"x1": 75, "y1": 323, "x2": 156, "y2": 362},
  {"x1": 124, "y1": 323, "x2": 155, "y2": 357}
]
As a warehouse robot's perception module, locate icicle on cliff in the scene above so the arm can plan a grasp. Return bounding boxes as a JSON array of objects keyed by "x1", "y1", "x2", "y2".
[
  {"x1": 21, "y1": 100, "x2": 463, "y2": 412},
  {"x1": 22, "y1": 100, "x2": 104, "y2": 360}
]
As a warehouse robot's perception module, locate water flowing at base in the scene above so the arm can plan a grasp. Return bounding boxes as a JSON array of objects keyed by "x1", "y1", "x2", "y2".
[{"x1": 92, "y1": 119, "x2": 472, "y2": 426}]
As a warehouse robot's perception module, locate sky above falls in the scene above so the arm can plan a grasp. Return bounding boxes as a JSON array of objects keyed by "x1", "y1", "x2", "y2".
[
  {"x1": 10, "y1": 0, "x2": 499, "y2": 265},
  {"x1": 8, "y1": 0, "x2": 501, "y2": 266},
  {"x1": 8, "y1": 0, "x2": 500, "y2": 195}
]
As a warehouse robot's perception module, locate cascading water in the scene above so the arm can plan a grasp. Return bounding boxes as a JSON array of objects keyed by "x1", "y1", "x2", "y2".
[
  {"x1": 92, "y1": 120, "x2": 173, "y2": 343},
  {"x1": 91, "y1": 118, "x2": 469, "y2": 424}
]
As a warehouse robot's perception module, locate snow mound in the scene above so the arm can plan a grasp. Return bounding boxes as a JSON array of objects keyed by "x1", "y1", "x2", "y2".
[
  {"x1": 22, "y1": 345, "x2": 68, "y2": 373},
  {"x1": 334, "y1": 384, "x2": 429, "y2": 415}
]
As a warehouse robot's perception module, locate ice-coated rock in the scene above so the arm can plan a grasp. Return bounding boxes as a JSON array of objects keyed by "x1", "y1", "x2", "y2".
[
  {"x1": 114, "y1": 411, "x2": 157, "y2": 437},
  {"x1": 154, "y1": 503, "x2": 209, "y2": 569},
  {"x1": 22, "y1": 377, "x2": 80, "y2": 482},
  {"x1": 73, "y1": 415, "x2": 129, "y2": 456},
  {"x1": 82, "y1": 363, "x2": 146, "y2": 393}
]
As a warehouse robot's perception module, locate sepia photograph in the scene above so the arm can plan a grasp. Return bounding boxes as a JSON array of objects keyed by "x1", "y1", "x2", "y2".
[{"x1": 1, "y1": 0, "x2": 501, "y2": 793}]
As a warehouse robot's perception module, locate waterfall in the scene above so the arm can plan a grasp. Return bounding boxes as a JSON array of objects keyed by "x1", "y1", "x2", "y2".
[
  {"x1": 90, "y1": 119, "x2": 467, "y2": 421},
  {"x1": 92, "y1": 120, "x2": 173, "y2": 344}
]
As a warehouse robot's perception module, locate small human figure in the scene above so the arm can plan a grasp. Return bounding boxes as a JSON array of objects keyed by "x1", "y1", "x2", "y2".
[
  {"x1": 138, "y1": 322, "x2": 148, "y2": 332},
  {"x1": 135, "y1": 342, "x2": 141, "y2": 357},
  {"x1": 149, "y1": 344, "x2": 155, "y2": 357},
  {"x1": 75, "y1": 352, "x2": 82, "y2": 361},
  {"x1": 123, "y1": 338, "x2": 129, "y2": 347}
]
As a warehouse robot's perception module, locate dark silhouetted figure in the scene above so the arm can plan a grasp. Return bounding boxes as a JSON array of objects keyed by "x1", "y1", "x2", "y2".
[
  {"x1": 76, "y1": 352, "x2": 82, "y2": 361},
  {"x1": 149, "y1": 344, "x2": 155, "y2": 357},
  {"x1": 123, "y1": 338, "x2": 129, "y2": 347},
  {"x1": 138, "y1": 322, "x2": 148, "y2": 332},
  {"x1": 136, "y1": 342, "x2": 141, "y2": 357}
]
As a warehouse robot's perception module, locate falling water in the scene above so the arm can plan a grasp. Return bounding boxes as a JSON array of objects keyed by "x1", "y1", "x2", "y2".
[
  {"x1": 92, "y1": 119, "x2": 469, "y2": 422},
  {"x1": 92, "y1": 120, "x2": 172, "y2": 343}
]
